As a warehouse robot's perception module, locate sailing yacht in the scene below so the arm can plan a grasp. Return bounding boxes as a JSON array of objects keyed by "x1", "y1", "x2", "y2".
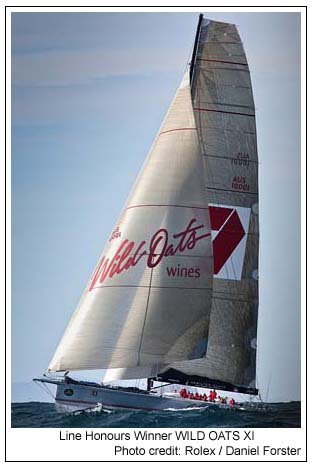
[{"x1": 34, "y1": 15, "x2": 259, "y2": 412}]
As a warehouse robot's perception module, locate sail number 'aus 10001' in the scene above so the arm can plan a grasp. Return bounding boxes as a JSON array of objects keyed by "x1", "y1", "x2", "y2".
[{"x1": 232, "y1": 176, "x2": 250, "y2": 191}]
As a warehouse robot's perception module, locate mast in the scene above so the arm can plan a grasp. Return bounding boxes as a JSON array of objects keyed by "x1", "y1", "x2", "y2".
[{"x1": 189, "y1": 13, "x2": 203, "y2": 85}]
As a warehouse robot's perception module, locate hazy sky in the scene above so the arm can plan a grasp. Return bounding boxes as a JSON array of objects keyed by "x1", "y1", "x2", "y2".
[{"x1": 11, "y1": 11, "x2": 301, "y2": 402}]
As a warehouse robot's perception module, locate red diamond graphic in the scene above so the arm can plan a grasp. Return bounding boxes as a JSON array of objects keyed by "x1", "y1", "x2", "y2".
[{"x1": 209, "y1": 206, "x2": 246, "y2": 275}]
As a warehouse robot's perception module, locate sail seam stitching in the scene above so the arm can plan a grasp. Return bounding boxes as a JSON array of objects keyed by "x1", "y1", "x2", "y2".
[
  {"x1": 199, "y1": 102, "x2": 254, "y2": 110},
  {"x1": 206, "y1": 187, "x2": 258, "y2": 195},
  {"x1": 199, "y1": 127, "x2": 256, "y2": 135},
  {"x1": 197, "y1": 58, "x2": 248, "y2": 66},
  {"x1": 203, "y1": 66, "x2": 250, "y2": 72},
  {"x1": 125, "y1": 204, "x2": 210, "y2": 211},
  {"x1": 203, "y1": 154, "x2": 259, "y2": 164},
  {"x1": 159, "y1": 127, "x2": 196, "y2": 135},
  {"x1": 194, "y1": 107, "x2": 255, "y2": 117},
  {"x1": 91, "y1": 285, "x2": 213, "y2": 291}
]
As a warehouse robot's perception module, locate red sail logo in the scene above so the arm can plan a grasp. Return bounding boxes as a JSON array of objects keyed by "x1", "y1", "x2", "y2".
[
  {"x1": 89, "y1": 218, "x2": 211, "y2": 291},
  {"x1": 209, "y1": 206, "x2": 246, "y2": 275}
]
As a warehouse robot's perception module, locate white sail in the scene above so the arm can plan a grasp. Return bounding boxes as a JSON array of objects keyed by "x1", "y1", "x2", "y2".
[
  {"x1": 49, "y1": 71, "x2": 213, "y2": 372},
  {"x1": 102, "y1": 365, "x2": 161, "y2": 382}
]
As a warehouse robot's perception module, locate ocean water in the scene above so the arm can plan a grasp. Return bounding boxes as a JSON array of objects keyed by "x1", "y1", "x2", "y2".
[{"x1": 11, "y1": 401, "x2": 300, "y2": 428}]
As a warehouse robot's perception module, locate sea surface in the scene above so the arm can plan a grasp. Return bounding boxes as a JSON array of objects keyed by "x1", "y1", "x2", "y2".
[{"x1": 11, "y1": 401, "x2": 301, "y2": 428}]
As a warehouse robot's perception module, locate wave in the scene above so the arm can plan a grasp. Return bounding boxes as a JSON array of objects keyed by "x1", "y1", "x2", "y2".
[
  {"x1": 11, "y1": 401, "x2": 301, "y2": 428},
  {"x1": 70, "y1": 403, "x2": 113, "y2": 416},
  {"x1": 163, "y1": 405, "x2": 210, "y2": 412}
]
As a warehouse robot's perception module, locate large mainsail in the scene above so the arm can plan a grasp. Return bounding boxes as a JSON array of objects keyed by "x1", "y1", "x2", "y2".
[
  {"x1": 48, "y1": 71, "x2": 213, "y2": 372},
  {"x1": 159, "y1": 17, "x2": 259, "y2": 394}
]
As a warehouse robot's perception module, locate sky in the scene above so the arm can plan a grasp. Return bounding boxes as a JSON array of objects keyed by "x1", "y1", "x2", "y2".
[{"x1": 11, "y1": 10, "x2": 302, "y2": 402}]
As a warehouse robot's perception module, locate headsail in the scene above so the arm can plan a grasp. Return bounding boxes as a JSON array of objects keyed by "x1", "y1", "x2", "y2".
[
  {"x1": 48, "y1": 71, "x2": 213, "y2": 372},
  {"x1": 159, "y1": 17, "x2": 259, "y2": 395},
  {"x1": 102, "y1": 365, "x2": 161, "y2": 382}
]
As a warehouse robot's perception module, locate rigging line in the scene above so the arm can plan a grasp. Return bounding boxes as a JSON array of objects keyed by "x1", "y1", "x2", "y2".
[
  {"x1": 213, "y1": 287, "x2": 257, "y2": 297},
  {"x1": 198, "y1": 66, "x2": 251, "y2": 74},
  {"x1": 254, "y1": 342, "x2": 262, "y2": 402},
  {"x1": 199, "y1": 40, "x2": 243, "y2": 45},
  {"x1": 35, "y1": 381, "x2": 55, "y2": 400},
  {"x1": 197, "y1": 58, "x2": 248, "y2": 67},
  {"x1": 219, "y1": 84, "x2": 252, "y2": 90},
  {"x1": 213, "y1": 296, "x2": 257, "y2": 304},
  {"x1": 214, "y1": 84, "x2": 252, "y2": 90},
  {"x1": 265, "y1": 373, "x2": 272, "y2": 402},
  {"x1": 125, "y1": 203, "x2": 209, "y2": 211},
  {"x1": 137, "y1": 264, "x2": 154, "y2": 367},
  {"x1": 199, "y1": 101, "x2": 255, "y2": 111},
  {"x1": 199, "y1": 125, "x2": 256, "y2": 135},
  {"x1": 222, "y1": 54, "x2": 247, "y2": 59},
  {"x1": 93, "y1": 285, "x2": 213, "y2": 291},
  {"x1": 194, "y1": 107, "x2": 255, "y2": 117}
]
